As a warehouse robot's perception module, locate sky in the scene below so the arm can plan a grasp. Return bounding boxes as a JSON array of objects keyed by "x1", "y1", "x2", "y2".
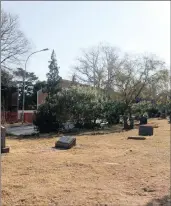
[{"x1": 2, "y1": 1, "x2": 170, "y2": 81}]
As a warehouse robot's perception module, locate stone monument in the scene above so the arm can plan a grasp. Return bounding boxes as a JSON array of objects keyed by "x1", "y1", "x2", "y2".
[
  {"x1": 1, "y1": 126, "x2": 10, "y2": 153},
  {"x1": 55, "y1": 136, "x2": 76, "y2": 149},
  {"x1": 139, "y1": 125, "x2": 153, "y2": 136},
  {"x1": 139, "y1": 116, "x2": 147, "y2": 125}
]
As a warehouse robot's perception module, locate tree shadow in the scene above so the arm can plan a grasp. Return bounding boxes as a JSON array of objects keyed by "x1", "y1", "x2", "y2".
[
  {"x1": 145, "y1": 195, "x2": 171, "y2": 206},
  {"x1": 7, "y1": 123, "x2": 140, "y2": 140}
]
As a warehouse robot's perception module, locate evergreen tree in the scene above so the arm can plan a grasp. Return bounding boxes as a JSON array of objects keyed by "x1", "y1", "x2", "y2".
[
  {"x1": 13, "y1": 68, "x2": 38, "y2": 109},
  {"x1": 46, "y1": 50, "x2": 62, "y2": 98}
]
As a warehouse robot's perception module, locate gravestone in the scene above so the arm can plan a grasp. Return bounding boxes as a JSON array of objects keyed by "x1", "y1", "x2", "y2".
[
  {"x1": 127, "y1": 136, "x2": 146, "y2": 140},
  {"x1": 55, "y1": 136, "x2": 76, "y2": 149},
  {"x1": 1, "y1": 126, "x2": 10, "y2": 153},
  {"x1": 160, "y1": 113, "x2": 166, "y2": 119},
  {"x1": 139, "y1": 116, "x2": 147, "y2": 125},
  {"x1": 139, "y1": 125, "x2": 153, "y2": 136}
]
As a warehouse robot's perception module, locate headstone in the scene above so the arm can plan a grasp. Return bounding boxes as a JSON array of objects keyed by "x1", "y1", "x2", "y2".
[
  {"x1": 127, "y1": 136, "x2": 146, "y2": 140},
  {"x1": 139, "y1": 116, "x2": 147, "y2": 125},
  {"x1": 139, "y1": 125, "x2": 153, "y2": 136},
  {"x1": 1, "y1": 126, "x2": 6, "y2": 148},
  {"x1": 1, "y1": 126, "x2": 10, "y2": 153},
  {"x1": 55, "y1": 136, "x2": 76, "y2": 149}
]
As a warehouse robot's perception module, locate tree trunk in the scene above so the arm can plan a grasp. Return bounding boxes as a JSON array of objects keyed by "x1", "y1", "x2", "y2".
[
  {"x1": 123, "y1": 116, "x2": 129, "y2": 130},
  {"x1": 128, "y1": 106, "x2": 132, "y2": 119}
]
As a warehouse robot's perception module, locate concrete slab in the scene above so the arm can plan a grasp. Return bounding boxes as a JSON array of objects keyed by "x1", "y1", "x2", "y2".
[{"x1": 6, "y1": 126, "x2": 38, "y2": 136}]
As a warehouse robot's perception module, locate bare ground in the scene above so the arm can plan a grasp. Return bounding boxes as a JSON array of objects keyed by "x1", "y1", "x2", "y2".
[{"x1": 1, "y1": 119, "x2": 170, "y2": 206}]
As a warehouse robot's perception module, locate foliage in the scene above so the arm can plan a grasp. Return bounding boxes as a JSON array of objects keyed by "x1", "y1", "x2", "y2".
[
  {"x1": 34, "y1": 85, "x2": 126, "y2": 132},
  {"x1": 103, "y1": 101, "x2": 126, "y2": 124},
  {"x1": 46, "y1": 50, "x2": 62, "y2": 98},
  {"x1": 74, "y1": 43, "x2": 168, "y2": 119},
  {"x1": 132, "y1": 101, "x2": 154, "y2": 116},
  {"x1": 33, "y1": 103, "x2": 60, "y2": 133},
  {"x1": 13, "y1": 68, "x2": 38, "y2": 109},
  {"x1": 131, "y1": 99, "x2": 171, "y2": 117},
  {"x1": 58, "y1": 86, "x2": 107, "y2": 123},
  {"x1": 1, "y1": 69, "x2": 15, "y2": 87}
]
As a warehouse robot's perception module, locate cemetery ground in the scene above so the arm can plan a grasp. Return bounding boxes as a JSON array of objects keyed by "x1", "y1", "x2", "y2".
[{"x1": 2, "y1": 119, "x2": 170, "y2": 206}]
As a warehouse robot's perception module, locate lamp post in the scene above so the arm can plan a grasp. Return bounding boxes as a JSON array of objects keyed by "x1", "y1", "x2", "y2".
[{"x1": 21, "y1": 48, "x2": 49, "y2": 124}]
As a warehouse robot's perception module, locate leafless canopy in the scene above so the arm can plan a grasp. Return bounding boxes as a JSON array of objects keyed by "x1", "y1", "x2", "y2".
[
  {"x1": 73, "y1": 44, "x2": 121, "y2": 89},
  {"x1": 73, "y1": 43, "x2": 168, "y2": 110},
  {"x1": 1, "y1": 9, "x2": 30, "y2": 70}
]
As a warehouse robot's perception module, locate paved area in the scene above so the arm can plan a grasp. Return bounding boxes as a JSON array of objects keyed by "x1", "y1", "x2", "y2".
[{"x1": 6, "y1": 125, "x2": 37, "y2": 136}]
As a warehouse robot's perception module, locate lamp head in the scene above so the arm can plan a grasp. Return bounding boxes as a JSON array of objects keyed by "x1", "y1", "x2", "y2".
[{"x1": 42, "y1": 48, "x2": 49, "y2": 51}]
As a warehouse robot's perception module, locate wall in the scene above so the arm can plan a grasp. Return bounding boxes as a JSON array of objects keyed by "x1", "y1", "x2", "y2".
[{"x1": 18, "y1": 110, "x2": 35, "y2": 123}]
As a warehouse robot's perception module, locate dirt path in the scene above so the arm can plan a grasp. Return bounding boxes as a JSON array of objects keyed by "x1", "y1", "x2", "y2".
[{"x1": 2, "y1": 119, "x2": 170, "y2": 206}]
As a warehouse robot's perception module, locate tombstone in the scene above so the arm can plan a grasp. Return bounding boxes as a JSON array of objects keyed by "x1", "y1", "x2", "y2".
[
  {"x1": 139, "y1": 116, "x2": 147, "y2": 125},
  {"x1": 139, "y1": 125, "x2": 153, "y2": 136},
  {"x1": 127, "y1": 136, "x2": 146, "y2": 140},
  {"x1": 1, "y1": 126, "x2": 10, "y2": 153},
  {"x1": 160, "y1": 113, "x2": 166, "y2": 119},
  {"x1": 55, "y1": 136, "x2": 76, "y2": 149}
]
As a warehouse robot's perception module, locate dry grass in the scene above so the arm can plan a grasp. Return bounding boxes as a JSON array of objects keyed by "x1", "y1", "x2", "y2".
[{"x1": 2, "y1": 119, "x2": 170, "y2": 206}]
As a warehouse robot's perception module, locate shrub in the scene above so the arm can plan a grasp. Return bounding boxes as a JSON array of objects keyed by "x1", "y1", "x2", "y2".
[
  {"x1": 33, "y1": 103, "x2": 61, "y2": 133},
  {"x1": 103, "y1": 101, "x2": 126, "y2": 125},
  {"x1": 34, "y1": 86, "x2": 126, "y2": 133}
]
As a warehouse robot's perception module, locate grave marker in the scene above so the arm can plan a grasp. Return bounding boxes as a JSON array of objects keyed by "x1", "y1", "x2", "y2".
[
  {"x1": 1, "y1": 126, "x2": 10, "y2": 153},
  {"x1": 55, "y1": 136, "x2": 76, "y2": 149},
  {"x1": 140, "y1": 116, "x2": 147, "y2": 125},
  {"x1": 139, "y1": 125, "x2": 153, "y2": 136}
]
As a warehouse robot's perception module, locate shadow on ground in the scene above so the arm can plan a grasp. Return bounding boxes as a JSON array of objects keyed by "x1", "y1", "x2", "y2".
[
  {"x1": 7, "y1": 123, "x2": 140, "y2": 140},
  {"x1": 145, "y1": 195, "x2": 171, "y2": 206}
]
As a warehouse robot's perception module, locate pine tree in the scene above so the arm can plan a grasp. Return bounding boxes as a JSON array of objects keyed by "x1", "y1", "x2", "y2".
[{"x1": 46, "y1": 50, "x2": 61, "y2": 98}]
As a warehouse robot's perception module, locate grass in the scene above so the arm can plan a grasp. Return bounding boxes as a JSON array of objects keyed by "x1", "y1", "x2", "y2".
[{"x1": 2, "y1": 119, "x2": 170, "y2": 206}]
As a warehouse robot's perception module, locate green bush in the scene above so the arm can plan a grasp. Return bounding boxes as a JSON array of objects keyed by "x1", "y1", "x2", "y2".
[
  {"x1": 147, "y1": 108, "x2": 159, "y2": 118},
  {"x1": 33, "y1": 103, "x2": 61, "y2": 133},
  {"x1": 34, "y1": 86, "x2": 126, "y2": 133},
  {"x1": 103, "y1": 101, "x2": 126, "y2": 124}
]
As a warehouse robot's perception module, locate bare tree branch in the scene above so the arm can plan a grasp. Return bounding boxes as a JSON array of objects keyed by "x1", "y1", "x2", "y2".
[{"x1": 1, "y1": 9, "x2": 31, "y2": 70}]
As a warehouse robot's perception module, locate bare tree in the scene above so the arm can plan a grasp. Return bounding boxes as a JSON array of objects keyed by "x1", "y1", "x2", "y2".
[
  {"x1": 113, "y1": 54, "x2": 166, "y2": 117},
  {"x1": 73, "y1": 45, "x2": 106, "y2": 88},
  {"x1": 1, "y1": 9, "x2": 30, "y2": 70},
  {"x1": 73, "y1": 43, "x2": 123, "y2": 92},
  {"x1": 144, "y1": 68, "x2": 170, "y2": 113},
  {"x1": 101, "y1": 44, "x2": 121, "y2": 92},
  {"x1": 73, "y1": 44, "x2": 168, "y2": 117}
]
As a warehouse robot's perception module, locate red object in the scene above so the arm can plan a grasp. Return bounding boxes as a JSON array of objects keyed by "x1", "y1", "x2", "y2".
[
  {"x1": 1, "y1": 112, "x2": 18, "y2": 123},
  {"x1": 24, "y1": 112, "x2": 35, "y2": 123}
]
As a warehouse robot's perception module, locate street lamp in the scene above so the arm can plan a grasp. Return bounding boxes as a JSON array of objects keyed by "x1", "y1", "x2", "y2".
[{"x1": 21, "y1": 48, "x2": 49, "y2": 124}]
